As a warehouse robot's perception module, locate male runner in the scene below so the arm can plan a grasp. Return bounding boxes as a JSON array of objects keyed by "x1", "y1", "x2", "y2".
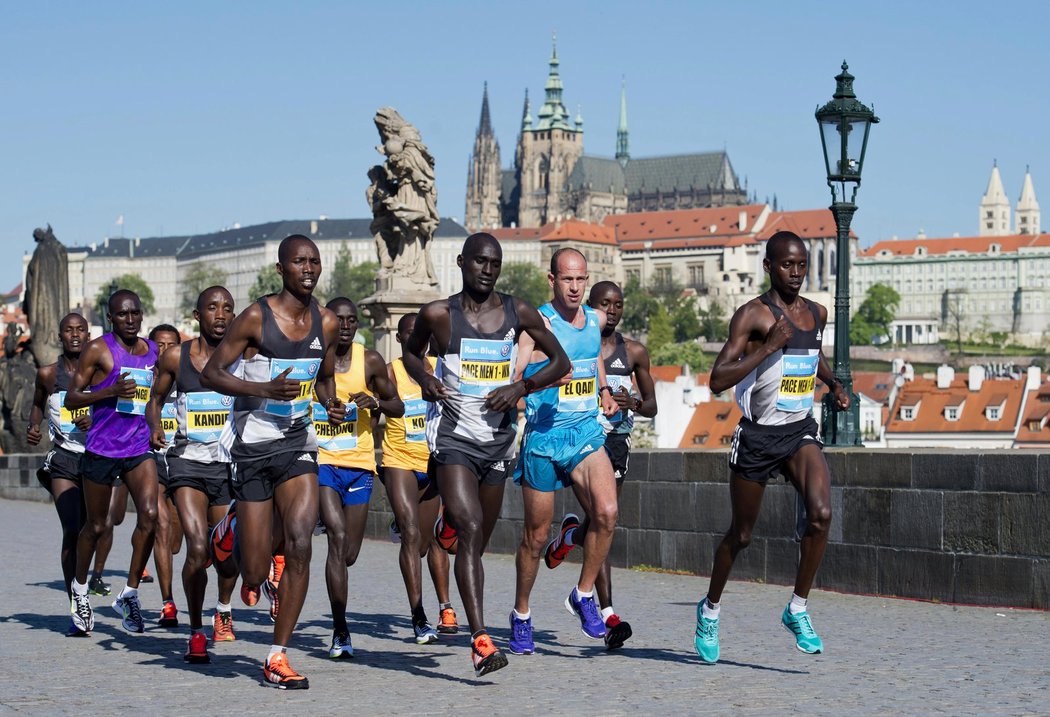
[
  {"x1": 693, "y1": 231, "x2": 847, "y2": 663},
  {"x1": 148, "y1": 323, "x2": 183, "y2": 628},
  {"x1": 380, "y1": 313, "x2": 457, "y2": 644},
  {"x1": 28, "y1": 313, "x2": 92, "y2": 634},
  {"x1": 403, "y1": 232, "x2": 570, "y2": 677},
  {"x1": 313, "y1": 297, "x2": 402, "y2": 659},
  {"x1": 509, "y1": 249, "x2": 619, "y2": 655},
  {"x1": 543, "y1": 280, "x2": 657, "y2": 649},
  {"x1": 66, "y1": 290, "x2": 159, "y2": 635},
  {"x1": 148, "y1": 287, "x2": 239, "y2": 664},
  {"x1": 201, "y1": 235, "x2": 344, "y2": 689}
]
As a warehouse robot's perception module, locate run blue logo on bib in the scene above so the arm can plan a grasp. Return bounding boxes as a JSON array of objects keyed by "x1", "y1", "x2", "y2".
[
  {"x1": 777, "y1": 354, "x2": 819, "y2": 412},
  {"x1": 458, "y1": 338, "x2": 514, "y2": 397},
  {"x1": 558, "y1": 357, "x2": 598, "y2": 413},
  {"x1": 186, "y1": 392, "x2": 231, "y2": 443},
  {"x1": 265, "y1": 358, "x2": 320, "y2": 418},
  {"x1": 404, "y1": 398, "x2": 427, "y2": 442},
  {"x1": 312, "y1": 401, "x2": 357, "y2": 450},
  {"x1": 116, "y1": 368, "x2": 153, "y2": 415}
]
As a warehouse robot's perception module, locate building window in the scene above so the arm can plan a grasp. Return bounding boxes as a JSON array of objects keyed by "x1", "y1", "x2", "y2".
[
  {"x1": 901, "y1": 407, "x2": 915, "y2": 421},
  {"x1": 987, "y1": 406, "x2": 1001, "y2": 421},
  {"x1": 945, "y1": 407, "x2": 959, "y2": 421}
]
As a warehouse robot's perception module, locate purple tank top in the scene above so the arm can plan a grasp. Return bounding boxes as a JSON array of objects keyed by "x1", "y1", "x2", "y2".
[{"x1": 85, "y1": 333, "x2": 159, "y2": 458}]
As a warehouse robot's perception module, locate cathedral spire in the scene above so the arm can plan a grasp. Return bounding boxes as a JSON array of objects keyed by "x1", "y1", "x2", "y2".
[
  {"x1": 478, "y1": 81, "x2": 493, "y2": 137},
  {"x1": 616, "y1": 78, "x2": 629, "y2": 167},
  {"x1": 980, "y1": 160, "x2": 1011, "y2": 236},
  {"x1": 1016, "y1": 165, "x2": 1040, "y2": 234},
  {"x1": 535, "y1": 33, "x2": 573, "y2": 131},
  {"x1": 521, "y1": 87, "x2": 532, "y2": 131}
]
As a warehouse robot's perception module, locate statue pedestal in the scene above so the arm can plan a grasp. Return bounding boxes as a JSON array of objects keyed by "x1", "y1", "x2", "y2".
[{"x1": 359, "y1": 279, "x2": 442, "y2": 362}]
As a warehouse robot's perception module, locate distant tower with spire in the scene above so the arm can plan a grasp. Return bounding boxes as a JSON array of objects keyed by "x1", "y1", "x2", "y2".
[
  {"x1": 1015, "y1": 166, "x2": 1040, "y2": 235},
  {"x1": 979, "y1": 161, "x2": 1012, "y2": 236},
  {"x1": 465, "y1": 82, "x2": 502, "y2": 232},
  {"x1": 616, "y1": 78, "x2": 629, "y2": 167}
]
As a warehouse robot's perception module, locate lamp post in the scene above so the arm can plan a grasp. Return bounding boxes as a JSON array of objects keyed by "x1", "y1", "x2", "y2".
[{"x1": 816, "y1": 61, "x2": 879, "y2": 446}]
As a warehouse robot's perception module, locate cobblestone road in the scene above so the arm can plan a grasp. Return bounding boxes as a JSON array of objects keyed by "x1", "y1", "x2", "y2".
[{"x1": 1, "y1": 498, "x2": 1047, "y2": 715}]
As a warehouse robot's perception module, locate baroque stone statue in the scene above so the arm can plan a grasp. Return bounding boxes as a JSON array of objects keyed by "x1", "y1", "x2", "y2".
[
  {"x1": 23, "y1": 225, "x2": 69, "y2": 367},
  {"x1": 367, "y1": 107, "x2": 440, "y2": 289}
]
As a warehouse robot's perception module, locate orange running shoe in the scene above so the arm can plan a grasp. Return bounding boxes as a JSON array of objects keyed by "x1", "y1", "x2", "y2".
[
  {"x1": 263, "y1": 652, "x2": 309, "y2": 690},
  {"x1": 184, "y1": 631, "x2": 211, "y2": 664},
  {"x1": 433, "y1": 506, "x2": 458, "y2": 554},
  {"x1": 209, "y1": 502, "x2": 237, "y2": 565},
  {"x1": 241, "y1": 583, "x2": 260, "y2": 607},
  {"x1": 158, "y1": 600, "x2": 179, "y2": 628},
  {"x1": 264, "y1": 555, "x2": 284, "y2": 623},
  {"x1": 212, "y1": 610, "x2": 236, "y2": 642},
  {"x1": 471, "y1": 633, "x2": 508, "y2": 677},
  {"x1": 140, "y1": 567, "x2": 154, "y2": 583},
  {"x1": 544, "y1": 513, "x2": 580, "y2": 569},
  {"x1": 438, "y1": 606, "x2": 459, "y2": 634}
]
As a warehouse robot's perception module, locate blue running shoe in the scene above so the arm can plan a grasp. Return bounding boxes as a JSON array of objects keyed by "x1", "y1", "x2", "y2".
[
  {"x1": 694, "y1": 600, "x2": 719, "y2": 664},
  {"x1": 508, "y1": 612, "x2": 534, "y2": 655},
  {"x1": 564, "y1": 587, "x2": 605, "y2": 639},
  {"x1": 329, "y1": 630, "x2": 354, "y2": 659},
  {"x1": 781, "y1": 605, "x2": 823, "y2": 654}
]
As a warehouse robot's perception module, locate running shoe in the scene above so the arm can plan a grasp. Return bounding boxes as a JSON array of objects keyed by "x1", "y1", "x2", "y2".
[
  {"x1": 603, "y1": 613, "x2": 633, "y2": 650},
  {"x1": 212, "y1": 610, "x2": 236, "y2": 642},
  {"x1": 508, "y1": 612, "x2": 534, "y2": 655},
  {"x1": 264, "y1": 577, "x2": 280, "y2": 623},
  {"x1": 88, "y1": 575, "x2": 112, "y2": 596},
  {"x1": 437, "y1": 606, "x2": 459, "y2": 634},
  {"x1": 329, "y1": 630, "x2": 354, "y2": 659},
  {"x1": 263, "y1": 652, "x2": 309, "y2": 689},
  {"x1": 694, "y1": 600, "x2": 720, "y2": 664},
  {"x1": 781, "y1": 605, "x2": 824, "y2": 654},
  {"x1": 240, "y1": 583, "x2": 260, "y2": 607},
  {"x1": 140, "y1": 567, "x2": 154, "y2": 583},
  {"x1": 209, "y1": 501, "x2": 237, "y2": 565},
  {"x1": 414, "y1": 620, "x2": 439, "y2": 645},
  {"x1": 433, "y1": 506, "x2": 458, "y2": 553},
  {"x1": 113, "y1": 593, "x2": 145, "y2": 633},
  {"x1": 69, "y1": 591, "x2": 94, "y2": 634},
  {"x1": 544, "y1": 513, "x2": 580, "y2": 569},
  {"x1": 66, "y1": 616, "x2": 90, "y2": 637},
  {"x1": 184, "y1": 631, "x2": 211, "y2": 664},
  {"x1": 471, "y1": 633, "x2": 508, "y2": 677},
  {"x1": 564, "y1": 587, "x2": 605, "y2": 639},
  {"x1": 269, "y1": 554, "x2": 285, "y2": 586},
  {"x1": 158, "y1": 600, "x2": 179, "y2": 628},
  {"x1": 389, "y1": 517, "x2": 401, "y2": 544}
]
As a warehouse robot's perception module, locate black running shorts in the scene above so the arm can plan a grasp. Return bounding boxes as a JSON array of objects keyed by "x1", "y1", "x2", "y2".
[
  {"x1": 428, "y1": 450, "x2": 514, "y2": 487},
  {"x1": 166, "y1": 455, "x2": 232, "y2": 506},
  {"x1": 727, "y1": 416, "x2": 822, "y2": 484},
  {"x1": 80, "y1": 451, "x2": 153, "y2": 487},
  {"x1": 230, "y1": 451, "x2": 318, "y2": 502},
  {"x1": 38, "y1": 445, "x2": 83, "y2": 489},
  {"x1": 153, "y1": 452, "x2": 169, "y2": 486},
  {"x1": 603, "y1": 432, "x2": 632, "y2": 486}
]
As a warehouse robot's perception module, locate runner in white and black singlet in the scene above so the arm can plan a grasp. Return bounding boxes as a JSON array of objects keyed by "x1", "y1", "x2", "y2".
[
  {"x1": 693, "y1": 231, "x2": 849, "y2": 664},
  {"x1": 201, "y1": 235, "x2": 346, "y2": 690},
  {"x1": 148, "y1": 287, "x2": 239, "y2": 664},
  {"x1": 402, "y1": 232, "x2": 570, "y2": 677}
]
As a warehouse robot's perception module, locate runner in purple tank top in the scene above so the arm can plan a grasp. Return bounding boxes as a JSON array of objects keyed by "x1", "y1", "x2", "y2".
[{"x1": 65, "y1": 290, "x2": 160, "y2": 636}]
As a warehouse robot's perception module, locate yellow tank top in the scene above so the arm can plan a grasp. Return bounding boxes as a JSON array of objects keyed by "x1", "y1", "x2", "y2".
[
  {"x1": 314, "y1": 342, "x2": 375, "y2": 471},
  {"x1": 381, "y1": 356, "x2": 436, "y2": 472}
]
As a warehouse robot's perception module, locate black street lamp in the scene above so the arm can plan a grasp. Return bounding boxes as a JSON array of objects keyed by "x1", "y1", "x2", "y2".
[{"x1": 816, "y1": 61, "x2": 879, "y2": 446}]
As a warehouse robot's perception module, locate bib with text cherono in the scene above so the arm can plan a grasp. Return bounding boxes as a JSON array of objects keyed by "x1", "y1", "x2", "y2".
[
  {"x1": 404, "y1": 398, "x2": 427, "y2": 442},
  {"x1": 312, "y1": 401, "x2": 358, "y2": 451},
  {"x1": 116, "y1": 367, "x2": 153, "y2": 415},
  {"x1": 559, "y1": 357, "x2": 599, "y2": 412},
  {"x1": 776, "y1": 354, "x2": 819, "y2": 412},
  {"x1": 458, "y1": 338, "x2": 514, "y2": 397},
  {"x1": 265, "y1": 358, "x2": 320, "y2": 419},
  {"x1": 186, "y1": 391, "x2": 232, "y2": 443},
  {"x1": 57, "y1": 391, "x2": 90, "y2": 435}
]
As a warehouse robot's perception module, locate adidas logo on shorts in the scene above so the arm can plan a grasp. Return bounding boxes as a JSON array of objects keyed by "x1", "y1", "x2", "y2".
[
  {"x1": 309, "y1": 337, "x2": 323, "y2": 351},
  {"x1": 610, "y1": 358, "x2": 625, "y2": 369},
  {"x1": 298, "y1": 453, "x2": 316, "y2": 464},
  {"x1": 580, "y1": 444, "x2": 594, "y2": 454}
]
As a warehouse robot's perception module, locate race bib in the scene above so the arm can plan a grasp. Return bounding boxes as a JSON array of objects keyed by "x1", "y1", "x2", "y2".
[
  {"x1": 161, "y1": 401, "x2": 178, "y2": 442},
  {"x1": 116, "y1": 367, "x2": 153, "y2": 415},
  {"x1": 186, "y1": 391, "x2": 232, "y2": 443},
  {"x1": 312, "y1": 401, "x2": 357, "y2": 451},
  {"x1": 265, "y1": 358, "x2": 319, "y2": 418},
  {"x1": 404, "y1": 398, "x2": 427, "y2": 442},
  {"x1": 57, "y1": 391, "x2": 90, "y2": 435},
  {"x1": 777, "y1": 354, "x2": 819, "y2": 412},
  {"x1": 603, "y1": 373, "x2": 634, "y2": 424},
  {"x1": 458, "y1": 338, "x2": 514, "y2": 397},
  {"x1": 559, "y1": 357, "x2": 598, "y2": 412}
]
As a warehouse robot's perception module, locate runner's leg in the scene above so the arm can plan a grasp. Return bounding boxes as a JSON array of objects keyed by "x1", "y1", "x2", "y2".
[
  {"x1": 51, "y1": 477, "x2": 84, "y2": 595},
  {"x1": 385, "y1": 468, "x2": 427, "y2": 614},
  {"x1": 319, "y1": 485, "x2": 349, "y2": 633},
  {"x1": 173, "y1": 486, "x2": 211, "y2": 630},
  {"x1": 706, "y1": 474, "x2": 766, "y2": 604},
  {"x1": 76, "y1": 481, "x2": 115, "y2": 585},
  {"x1": 436, "y1": 465, "x2": 486, "y2": 634},
  {"x1": 514, "y1": 487, "x2": 555, "y2": 613},
  {"x1": 784, "y1": 444, "x2": 832, "y2": 599},
  {"x1": 121, "y1": 458, "x2": 160, "y2": 589},
  {"x1": 271, "y1": 473, "x2": 318, "y2": 647}
]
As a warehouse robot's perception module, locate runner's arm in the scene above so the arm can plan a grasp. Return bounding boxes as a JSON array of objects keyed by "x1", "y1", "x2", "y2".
[
  {"x1": 626, "y1": 339, "x2": 658, "y2": 418},
  {"x1": 592, "y1": 309, "x2": 618, "y2": 417},
  {"x1": 147, "y1": 346, "x2": 179, "y2": 449},
  {"x1": 27, "y1": 366, "x2": 51, "y2": 445},
  {"x1": 315, "y1": 308, "x2": 346, "y2": 424},
  {"x1": 64, "y1": 339, "x2": 134, "y2": 409},
  {"x1": 403, "y1": 302, "x2": 449, "y2": 400},
  {"x1": 709, "y1": 302, "x2": 791, "y2": 394},
  {"x1": 814, "y1": 305, "x2": 850, "y2": 410},
  {"x1": 361, "y1": 349, "x2": 404, "y2": 418},
  {"x1": 485, "y1": 299, "x2": 571, "y2": 412},
  {"x1": 200, "y1": 304, "x2": 299, "y2": 401}
]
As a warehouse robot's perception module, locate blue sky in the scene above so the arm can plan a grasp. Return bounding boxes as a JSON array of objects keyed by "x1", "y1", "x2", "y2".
[{"x1": 3, "y1": 1, "x2": 1047, "y2": 293}]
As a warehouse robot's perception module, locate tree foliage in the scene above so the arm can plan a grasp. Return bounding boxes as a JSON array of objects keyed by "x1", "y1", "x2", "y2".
[
  {"x1": 250, "y1": 264, "x2": 284, "y2": 301},
  {"x1": 95, "y1": 273, "x2": 155, "y2": 316},
  {"x1": 180, "y1": 262, "x2": 229, "y2": 318},
  {"x1": 498, "y1": 262, "x2": 550, "y2": 309},
  {"x1": 621, "y1": 278, "x2": 662, "y2": 335},
  {"x1": 649, "y1": 341, "x2": 705, "y2": 371},
  {"x1": 850, "y1": 283, "x2": 901, "y2": 346},
  {"x1": 672, "y1": 296, "x2": 702, "y2": 343},
  {"x1": 698, "y1": 301, "x2": 729, "y2": 342},
  {"x1": 326, "y1": 244, "x2": 379, "y2": 303},
  {"x1": 647, "y1": 303, "x2": 674, "y2": 352}
]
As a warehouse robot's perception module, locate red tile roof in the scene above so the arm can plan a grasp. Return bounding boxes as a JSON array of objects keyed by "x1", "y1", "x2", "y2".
[
  {"x1": 815, "y1": 371, "x2": 893, "y2": 404},
  {"x1": 650, "y1": 365, "x2": 687, "y2": 383},
  {"x1": 861, "y1": 233, "x2": 1050, "y2": 258},
  {"x1": 755, "y1": 209, "x2": 852, "y2": 240},
  {"x1": 489, "y1": 227, "x2": 543, "y2": 242},
  {"x1": 540, "y1": 219, "x2": 617, "y2": 246},
  {"x1": 605, "y1": 205, "x2": 767, "y2": 246},
  {"x1": 885, "y1": 376, "x2": 1026, "y2": 434},
  {"x1": 679, "y1": 400, "x2": 742, "y2": 449},
  {"x1": 1015, "y1": 381, "x2": 1050, "y2": 445}
]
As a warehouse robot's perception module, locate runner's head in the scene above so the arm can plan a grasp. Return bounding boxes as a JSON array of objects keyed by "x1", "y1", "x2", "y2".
[
  {"x1": 326, "y1": 297, "x2": 358, "y2": 349},
  {"x1": 763, "y1": 231, "x2": 808, "y2": 297},
  {"x1": 548, "y1": 247, "x2": 588, "y2": 312},
  {"x1": 458, "y1": 233, "x2": 502, "y2": 295},
  {"x1": 587, "y1": 281, "x2": 624, "y2": 333},
  {"x1": 58, "y1": 312, "x2": 89, "y2": 356},
  {"x1": 396, "y1": 313, "x2": 416, "y2": 345},
  {"x1": 107, "y1": 290, "x2": 143, "y2": 342},
  {"x1": 194, "y1": 286, "x2": 235, "y2": 343},
  {"x1": 277, "y1": 234, "x2": 322, "y2": 296},
  {"x1": 149, "y1": 324, "x2": 182, "y2": 356}
]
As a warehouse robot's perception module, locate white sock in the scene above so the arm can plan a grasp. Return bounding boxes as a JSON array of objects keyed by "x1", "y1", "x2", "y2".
[
  {"x1": 575, "y1": 587, "x2": 593, "y2": 599},
  {"x1": 267, "y1": 645, "x2": 285, "y2": 660},
  {"x1": 120, "y1": 585, "x2": 138, "y2": 599},
  {"x1": 789, "y1": 593, "x2": 808, "y2": 614},
  {"x1": 72, "y1": 579, "x2": 88, "y2": 596},
  {"x1": 600, "y1": 606, "x2": 615, "y2": 622},
  {"x1": 216, "y1": 601, "x2": 232, "y2": 613},
  {"x1": 512, "y1": 608, "x2": 530, "y2": 621},
  {"x1": 701, "y1": 598, "x2": 720, "y2": 620}
]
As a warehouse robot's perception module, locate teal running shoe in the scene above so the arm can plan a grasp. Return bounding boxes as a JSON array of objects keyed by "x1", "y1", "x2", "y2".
[
  {"x1": 693, "y1": 600, "x2": 719, "y2": 664},
  {"x1": 781, "y1": 605, "x2": 823, "y2": 654}
]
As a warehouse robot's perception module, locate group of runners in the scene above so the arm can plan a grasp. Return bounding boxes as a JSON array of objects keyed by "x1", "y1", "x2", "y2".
[{"x1": 31, "y1": 229, "x2": 844, "y2": 688}]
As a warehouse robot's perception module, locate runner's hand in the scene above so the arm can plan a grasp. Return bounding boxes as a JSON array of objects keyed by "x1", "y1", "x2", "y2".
[
  {"x1": 612, "y1": 387, "x2": 634, "y2": 409},
  {"x1": 326, "y1": 397, "x2": 346, "y2": 425},
  {"x1": 485, "y1": 381, "x2": 526, "y2": 413},
  {"x1": 111, "y1": 372, "x2": 137, "y2": 399},
  {"x1": 764, "y1": 316, "x2": 793, "y2": 352},
  {"x1": 264, "y1": 367, "x2": 301, "y2": 401},
  {"x1": 349, "y1": 392, "x2": 379, "y2": 412},
  {"x1": 27, "y1": 423, "x2": 41, "y2": 446},
  {"x1": 419, "y1": 374, "x2": 449, "y2": 402},
  {"x1": 600, "y1": 389, "x2": 619, "y2": 417},
  {"x1": 833, "y1": 383, "x2": 851, "y2": 410},
  {"x1": 73, "y1": 413, "x2": 92, "y2": 431},
  {"x1": 150, "y1": 424, "x2": 167, "y2": 450}
]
